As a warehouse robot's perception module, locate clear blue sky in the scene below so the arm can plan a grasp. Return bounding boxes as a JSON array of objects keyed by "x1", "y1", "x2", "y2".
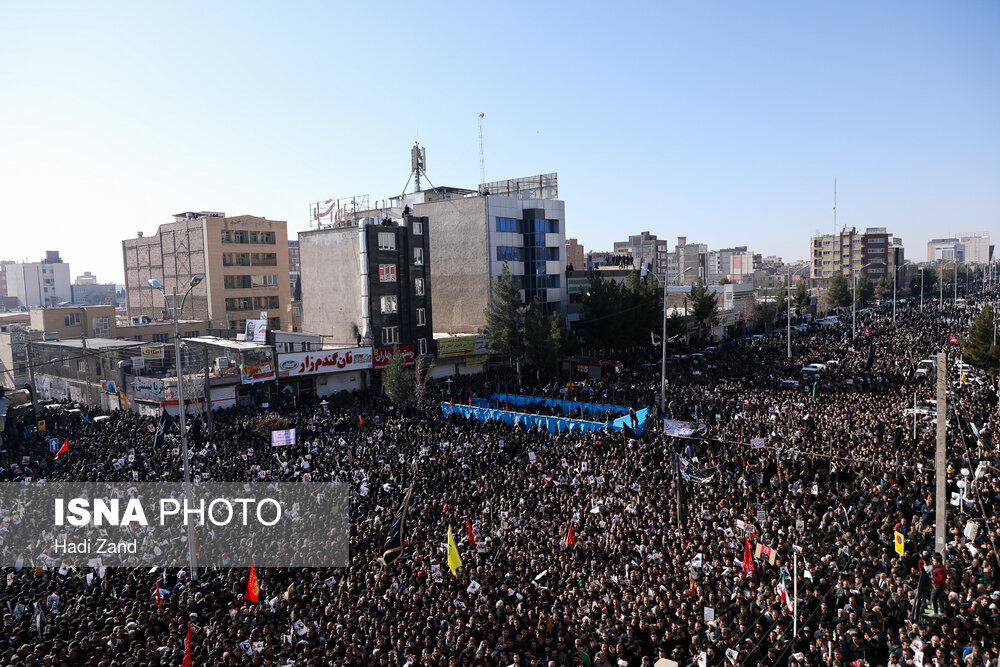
[{"x1": 1, "y1": 1, "x2": 997, "y2": 283}]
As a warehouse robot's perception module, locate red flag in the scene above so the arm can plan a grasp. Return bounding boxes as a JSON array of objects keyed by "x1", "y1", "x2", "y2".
[
  {"x1": 864, "y1": 326, "x2": 870, "y2": 333},
  {"x1": 54, "y1": 439, "x2": 68, "y2": 459},
  {"x1": 949, "y1": 334, "x2": 959, "y2": 344},
  {"x1": 741, "y1": 536, "x2": 754, "y2": 576},
  {"x1": 505, "y1": 402, "x2": 509, "y2": 411},
  {"x1": 565, "y1": 521, "x2": 574, "y2": 548},
  {"x1": 359, "y1": 417, "x2": 364, "y2": 426},
  {"x1": 468, "y1": 398, "x2": 472, "y2": 406},
  {"x1": 154, "y1": 578, "x2": 163, "y2": 607},
  {"x1": 182, "y1": 625, "x2": 192, "y2": 667},
  {"x1": 448, "y1": 398, "x2": 453, "y2": 408},
  {"x1": 246, "y1": 562, "x2": 260, "y2": 602},
  {"x1": 466, "y1": 517, "x2": 476, "y2": 545},
  {"x1": 442, "y1": 503, "x2": 449, "y2": 514}
]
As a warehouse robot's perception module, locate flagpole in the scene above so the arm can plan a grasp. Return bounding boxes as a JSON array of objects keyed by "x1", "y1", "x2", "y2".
[{"x1": 793, "y1": 550, "x2": 798, "y2": 637}]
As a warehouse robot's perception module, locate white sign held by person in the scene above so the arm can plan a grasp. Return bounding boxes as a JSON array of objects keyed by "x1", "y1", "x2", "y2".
[{"x1": 271, "y1": 428, "x2": 296, "y2": 447}]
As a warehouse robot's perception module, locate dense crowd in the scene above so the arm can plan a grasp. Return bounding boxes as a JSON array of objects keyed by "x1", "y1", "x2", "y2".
[{"x1": 1, "y1": 287, "x2": 999, "y2": 667}]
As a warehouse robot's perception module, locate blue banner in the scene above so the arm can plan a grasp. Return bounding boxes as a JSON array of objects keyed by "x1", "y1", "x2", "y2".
[{"x1": 440, "y1": 402, "x2": 609, "y2": 434}]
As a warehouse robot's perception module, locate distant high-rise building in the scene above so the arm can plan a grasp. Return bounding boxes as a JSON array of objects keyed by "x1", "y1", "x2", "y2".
[
  {"x1": 927, "y1": 238, "x2": 964, "y2": 263},
  {"x1": 612, "y1": 232, "x2": 668, "y2": 274},
  {"x1": 958, "y1": 233, "x2": 991, "y2": 264},
  {"x1": 811, "y1": 227, "x2": 902, "y2": 282},
  {"x1": 6, "y1": 252, "x2": 72, "y2": 307},
  {"x1": 122, "y1": 211, "x2": 291, "y2": 333},
  {"x1": 288, "y1": 239, "x2": 301, "y2": 296},
  {"x1": 74, "y1": 271, "x2": 98, "y2": 285}
]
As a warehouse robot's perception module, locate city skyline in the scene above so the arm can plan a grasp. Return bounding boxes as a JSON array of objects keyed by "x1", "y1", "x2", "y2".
[{"x1": 1, "y1": 1, "x2": 997, "y2": 283}]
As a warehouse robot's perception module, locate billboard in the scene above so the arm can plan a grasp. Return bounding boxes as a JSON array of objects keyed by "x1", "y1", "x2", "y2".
[
  {"x1": 245, "y1": 319, "x2": 267, "y2": 343},
  {"x1": 241, "y1": 347, "x2": 275, "y2": 384},
  {"x1": 132, "y1": 377, "x2": 165, "y2": 402},
  {"x1": 373, "y1": 346, "x2": 415, "y2": 370},
  {"x1": 141, "y1": 346, "x2": 164, "y2": 361},
  {"x1": 277, "y1": 347, "x2": 372, "y2": 377},
  {"x1": 436, "y1": 335, "x2": 487, "y2": 359}
]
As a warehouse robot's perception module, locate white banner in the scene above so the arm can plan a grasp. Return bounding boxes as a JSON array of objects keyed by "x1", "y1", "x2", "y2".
[
  {"x1": 132, "y1": 377, "x2": 165, "y2": 402},
  {"x1": 271, "y1": 428, "x2": 296, "y2": 447},
  {"x1": 277, "y1": 347, "x2": 373, "y2": 377}
]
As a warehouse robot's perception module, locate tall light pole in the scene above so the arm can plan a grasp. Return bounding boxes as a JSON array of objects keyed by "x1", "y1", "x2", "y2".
[
  {"x1": 954, "y1": 261, "x2": 959, "y2": 305},
  {"x1": 919, "y1": 267, "x2": 925, "y2": 312},
  {"x1": 786, "y1": 265, "x2": 810, "y2": 359},
  {"x1": 149, "y1": 274, "x2": 204, "y2": 581},
  {"x1": 852, "y1": 262, "x2": 876, "y2": 340},
  {"x1": 893, "y1": 261, "x2": 911, "y2": 325},
  {"x1": 660, "y1": 266, "x2": 696, "y2": 412}
]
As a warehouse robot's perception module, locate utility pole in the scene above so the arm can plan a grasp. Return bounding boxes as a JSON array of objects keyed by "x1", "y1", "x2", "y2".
[
  {"x1": 203, "y1": 343, "x2": 213, "y2": 438},
  {"x1": 660, "y1": 274, "x2": 668, "y2": 413},
  {"x1": 935, "y1": 352, "x2": 947, "y2": 561}
]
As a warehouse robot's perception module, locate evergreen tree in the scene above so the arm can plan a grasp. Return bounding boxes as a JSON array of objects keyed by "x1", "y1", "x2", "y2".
[
  {"x1": 521, "y1": 299, "x2": 552, "y2": 379},
  {"x1": 484, "y1": 263, "x2": 522, "y2": 361},
  {"x1": 718, "y1": 276, "x2": 732, "y2": 285},
  {"x1": 827, "y1": 271, "x2": 852, "y2": 309},
  {"x1": 689, "y1": 281, "x2": 719, "y2": 343},
  {"x1": 548, "y1": 310, "x2": 573, "y2": 361},
  {"x1": 792, "y1": 282, "x2": 810, "y2": 311},
  {"x1": 964, "y1": 305, "x2": 1000, "y2": 376},
  {"x1": 855, "y1": 273, "x2": 875, "y2": 307},
  {"x1": 911, "y1": 267, "x2": 938, "y2": 295},
  {"x1": 293, "y1": 275, "x2": 302, "y2": 302},
  {"x1": 876, "y1": 274, "x2": 893, "y2": 302},
  {"x1": 582, "y1": 271, "x2": 624, "y2": 349},
  {"x1": 774, "y1": 284, "x2": 787, "y2": 312},
  {"x1": 382, "y1": 345, "x2": 413, "y2": 405}
]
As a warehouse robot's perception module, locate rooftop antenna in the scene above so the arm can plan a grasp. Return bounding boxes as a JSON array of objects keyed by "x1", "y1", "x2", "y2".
[
  {"x1": 410, "y1": 142, "x2": 426, "y2": 193},
  {"x1": 833, "y1": 177, "x2": 837, "y2": 235},
  {"x1": 478, "y1": 113, "x2": 486, "y2": 189}
]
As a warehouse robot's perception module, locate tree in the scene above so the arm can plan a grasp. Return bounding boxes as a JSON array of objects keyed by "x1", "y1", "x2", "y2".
[
  {"x1": 964, "y1": 305, "x2": 1000, "y2": 376},
  {"x1": 876, "y1": 274, "x2": 893, "y2": 302},
  {"x1": 582, "y1": 271, "x2": 625, "y2": 349},
  {"x1": 484, "y1": 263, "x2": 523, "y2": 361},
  {"x1": 689, "y1": 281, "x2": 719, "y2": 343},
  {"x1": 548, "y1": 310, "x2": 574, "y2": 361},
  {"x1": 293, "y1": 275, "x2": 302, "y2": 302},
  {"x1": 827, "y1": 271, "x2": 852, "y2": 310},
  {"x1": 382, "y1": 345, "x2": 413, "y2": 405},
  {"x1": 855, "y1": 273, "x2": 875, "y2": 307},
  {"x1": 521, "y1": 299, "x2": 554, "y2": 380},
  {"x1": 792, "y1": 282, "x2": 810, "y2": 311},
  {"x1": 911, "y1": 267, "x2": 938, "y2": 295},
  {"x1": 774, "y1": 284, "x2": 787, "y2": 312},
  {"x1": 718, "y1": 276, "x2": 732, "y2": 285}
]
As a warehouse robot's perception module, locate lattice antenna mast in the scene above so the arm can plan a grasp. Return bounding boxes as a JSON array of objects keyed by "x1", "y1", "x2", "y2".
[
  {"x1": 478, "y1": 113, "x2": 486, "y2": 187},
  {"x1": 833, "y1": 177, "x2": 837, "y2": 234}
]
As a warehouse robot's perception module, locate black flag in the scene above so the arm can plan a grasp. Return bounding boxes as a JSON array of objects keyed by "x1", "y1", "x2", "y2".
[
  {"x1": 154, "y1": 409, "x2": 175, "y2": 448},
  {"x1": 382, "y1": 485, "x2": 413, "y2": 566}
]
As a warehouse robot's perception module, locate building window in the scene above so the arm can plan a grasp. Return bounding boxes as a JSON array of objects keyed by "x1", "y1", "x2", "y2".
[
  {"x1": 268, "y1": 317, "x2": 281, "y2": 331},
  {"x1": 418, "y1": 338, "x2": 427, "y2": 356},
  {"x1": 415, "y1": 278, "x2": 424, "y2": 296},
  {"x1": 378, "y1": 232, "x2": 397, "y2": 251},
  {"x1": 226, "y1": 297, "x2": 253, "y2": 311},
  {"x1": 229, "y1": 320, "x2": 246, "y2": 332},
  {"x1": 251, "y1": 274, "x2": 278, "y2": 288},
  {"x1": 64, "y1": 314, "x2": 81, "y2": 326},
  {"x1": 413, "y1": 221, "x2": 423, "y2": 235},
  {"x1": 152, "y1": 333, "x2": 169, "y2": 343},
  {"x1": 380, "y1": 295, "x2": 398, "y2": 314},
  {"x1": 497, "y1": 247, "x2": 521, "y2": 262},
  {"x1": 413, "y1": 247, "x2": 424, "y2": 265},
  {"x1": 416, "y1": 308, "x2": 426, "y2": 326},
  {"x1": 93, "y1": 317, "x2": 111, "y2": 338},
  {"x1": 379, "y1": 264, "x2": 397, "y2": 282},
  {"x1": 251, "y1": 253, "x2": 277, "y2": 266},
  {"x1": 224, "y1": 275, "x2": 253, "y2": 289},
  {"x1": 382, "y1": 326, "x2": 399, "y2": 345},
  {"x1": 77, "y1": 360, "x2": 87, "y2": 373},
  {"x1": 253, "y1": 295, "x2": 280, "y2": 310},
  {"x1": 495, "y1": 217, "x2": 519, "y2": 233},
  {"x1": 182, "y1": 330, "x2": 200, "y2": 338},
  {"x1": 223, "y1": 253, "x2": 251, "y2": 266}
]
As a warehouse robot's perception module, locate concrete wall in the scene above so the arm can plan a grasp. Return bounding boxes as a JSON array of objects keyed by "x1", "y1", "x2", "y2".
[
  {"x1": 299, "y1": 227, "x2": 362, "y2": 344},
  {"x1": 416, "y1": 196, "x2": 490, "y2": 334},
  {"x1": 316, "y1": 370, "x2": 364, "y2": 396},
  {"x1": 7, "y1": 262, "x2": 72, "y2": 307}
]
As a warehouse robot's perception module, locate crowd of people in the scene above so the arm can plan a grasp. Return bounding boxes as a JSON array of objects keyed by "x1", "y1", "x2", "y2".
[{"x1": 1, "y1": 287, "x2": 999, "y2": 666}]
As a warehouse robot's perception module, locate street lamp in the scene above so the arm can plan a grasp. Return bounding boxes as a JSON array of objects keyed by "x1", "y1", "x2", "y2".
[
  {"x1": 786, "y1": 265, "x2": 811, "y2": 360},
  {"x1": 659, "y1": 266, "x2": 696, "y2": 413},
  {"x1": 852, "y1": 262, "x2": 876, "y2": 340},
  {"x1": 893, "y1": 261, "x2": 911, "y2": 324},
  {"x1": 918, "y1": 267, "x2": 925, "y2": 312},
  {"x1": 148, "y1": 273, "x2": 204, "y2": 581}
]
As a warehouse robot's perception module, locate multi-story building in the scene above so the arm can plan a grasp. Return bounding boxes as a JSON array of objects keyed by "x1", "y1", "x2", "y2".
[
  {"x1": 612, "y1": 232, "x2": 668, "y2": 274},
  {"x1": 414, "y1": 174, "x2": 567, "y2": 333},
  {"x1": 288, "y1": 239, "x2": 301, "y2": 297},
  {"x1": 122, "y1": 211, "x2": 291, "y2": 333},
  {"x1": 5, "y1": 252, "x2": 72, "y2": 308},
  {"x1": 299, "y1": 212, "x2": 432, "y2": 363},
  {"x1": 665, "y1": 237, "x2": 708, "y2": 285},
  {"x1": 957, "y1": 233, "x2": 992, "y2": 264},
  {"x1": 927, "y1": 238, "x2": 964, "y2": 262},
  {"x1": 565, "y1": 238, "x2": 585, "y2": 272},
  {"x1": 810, "y1": 227, "x2": 902, "y2": 282}
]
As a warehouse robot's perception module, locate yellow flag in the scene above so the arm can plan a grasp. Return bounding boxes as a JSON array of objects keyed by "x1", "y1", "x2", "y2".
[
  {"x1": 894, "y1": 530, "x2": 905, "y2": 556},
  {"x1": 447, "y1": 526, "x2": 462, "y2": 575}
]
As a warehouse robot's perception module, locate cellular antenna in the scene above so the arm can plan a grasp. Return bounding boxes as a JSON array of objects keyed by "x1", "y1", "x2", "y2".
[{"x1": 410, "y1": 142, "x2": 426, "y2": 193}]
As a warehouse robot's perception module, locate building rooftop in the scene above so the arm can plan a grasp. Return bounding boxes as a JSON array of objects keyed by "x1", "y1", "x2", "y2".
[
  {"x1": 34, "y1": 338, "x2": 139, "y2": 350},
  {"x1": 185, "y1": 336, "x2": 270, "y2": 350}
]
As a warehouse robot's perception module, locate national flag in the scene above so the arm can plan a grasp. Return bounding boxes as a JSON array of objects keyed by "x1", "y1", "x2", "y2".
[
  {"x1": 466, "y1": 517, "x2": 476, "y2": 545},
  {"x1": 741, "y1": 536, "x2": 754, "y2": 576},
  {"x1": 565, "y1": 521, "x2": 574, "y2": 548},
  {"x1": 246, "y1": 562, "x2": 260, "y2": 602},
  {"x1": 381, "y1": 485, "x2": 413, "y2": 566},
  {"x1": 447, "y1": 526, "x2": 462, "y2": 575},
  {"x1": 182, "y1": 624, "x2": 192, "y2": 667},
  {"x1": 155, "y1": 579, "x2": 163, "y2": 606},
  {"x1": 54, "y1": 438, "x2": 68, "y2": 459},
  {"x1": 777, "y1": 569, "x2": 793, "y2": 613}
]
